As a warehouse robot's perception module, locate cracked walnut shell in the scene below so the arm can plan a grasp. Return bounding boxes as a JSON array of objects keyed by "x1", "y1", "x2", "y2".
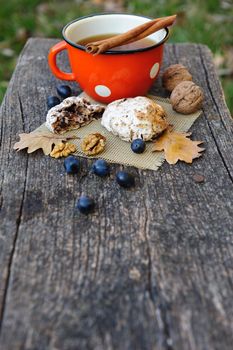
[
  {"x1": 81, "y1": 133, "x2": 106, "y2": 156},
  {"x1": 170, "y1": 81, "x2": 204, "y2": 114},
  {"x1": 50, "y1": 142, "x2": 77, "y2": 158},
  {"x1": 162, "y1": 64, "x2": 192, "y2": 92}
]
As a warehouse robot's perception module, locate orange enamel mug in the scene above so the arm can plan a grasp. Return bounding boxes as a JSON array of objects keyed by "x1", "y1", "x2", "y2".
[{"x1": 48, "y1": 13, "x2": 169, "y2": 103}]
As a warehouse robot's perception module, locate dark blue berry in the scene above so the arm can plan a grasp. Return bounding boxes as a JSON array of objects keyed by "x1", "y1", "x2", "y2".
[
  {"x1": 76, "y1": 196, "x2": 95, "y2": 214},
  {"x1": 92, "y1": 159, "x2": 110, "y2": 177},
  {"x1": 116, "y1": 171, "x2": 135, "y2": 188},
  {"x1": 57, "y1": 85, "x2": 72, "y2": 98},
  {"x1": 47, "y1": 96, "x2": 60, "y2": 109},
  {"x1": 131, "y1": 139, "x2": 146, "y2": 154},
  {"x1": 64, "y1": 156, "x2": 80, "y2": 174}
]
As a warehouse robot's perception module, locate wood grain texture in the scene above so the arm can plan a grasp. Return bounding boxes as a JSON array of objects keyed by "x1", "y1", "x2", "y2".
[{"x1": 0, "y1": 38, "x2": 233, "y2": 350}]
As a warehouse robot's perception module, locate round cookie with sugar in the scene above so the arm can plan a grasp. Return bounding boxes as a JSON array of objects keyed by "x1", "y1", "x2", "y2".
[{"x1": 101, "y1": 96, "x2": 169, "y2": 142}]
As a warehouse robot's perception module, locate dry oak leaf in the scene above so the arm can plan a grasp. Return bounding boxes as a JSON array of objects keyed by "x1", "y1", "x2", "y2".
[
  {"x1": 153, "y1": 130, "x2": 205, "y2": 164},
  {"x1": 13, "y1": 132, "x2": 77, "y2": 155}
]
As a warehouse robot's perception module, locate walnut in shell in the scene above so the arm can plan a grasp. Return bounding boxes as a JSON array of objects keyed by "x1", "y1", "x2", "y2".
[
  {"x1": 170, "y1": 81, "x2": 204, "y2": 114},
  {"x1": 162, "y1": 64, "x2": 192, "y2": 92},
  {"x1": 46, "y1": 96, "x2": 105, "y2": 134},
  {"x1": 101, "y1": 96, "x2": 169, "y2": 142}
]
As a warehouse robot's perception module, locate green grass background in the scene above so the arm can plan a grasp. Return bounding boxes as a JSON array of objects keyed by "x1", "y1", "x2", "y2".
[{"x1": 0, "y1": 0, "x2": 232, "y2": 113}]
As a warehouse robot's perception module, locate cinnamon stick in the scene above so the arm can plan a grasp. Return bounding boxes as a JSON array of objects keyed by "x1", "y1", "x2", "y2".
[
  {"x1": 123, "y1": 15, "x2": 176, "y2": 45},
  {"x1": 86, "y1": 15, "x2": 176, "y2": 55},
  {"x1": 87, "y1": 17, "x2": 161, "y2": 47}
]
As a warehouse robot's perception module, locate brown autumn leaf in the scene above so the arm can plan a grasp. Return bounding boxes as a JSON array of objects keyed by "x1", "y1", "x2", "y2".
[
  {"x1": 152, "y1": 129, "x2": 205, "y2": 164},
  {"x1": 13, "y1": 132, "x2": 78, "y2": 155}
]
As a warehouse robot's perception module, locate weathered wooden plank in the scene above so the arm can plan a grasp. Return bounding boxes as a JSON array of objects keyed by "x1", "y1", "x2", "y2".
[{"x1": 0, "y1": 38, "x2": 232, "y2": 350}]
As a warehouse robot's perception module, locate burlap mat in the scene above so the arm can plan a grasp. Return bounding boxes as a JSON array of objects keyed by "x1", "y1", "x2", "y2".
[{"x1": 36, "y1": 94, "x2": 202, "y2": 171}]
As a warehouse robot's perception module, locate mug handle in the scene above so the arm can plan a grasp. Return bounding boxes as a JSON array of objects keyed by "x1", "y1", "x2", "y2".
[{"x1": 48, "y1": 41, "x2": 75, "y2": 81}]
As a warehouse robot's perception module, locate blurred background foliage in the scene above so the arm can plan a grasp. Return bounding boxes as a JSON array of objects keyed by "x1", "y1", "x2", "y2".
[{"x1": 0, "y1": 0, "x2": 232, "y2": 114}]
